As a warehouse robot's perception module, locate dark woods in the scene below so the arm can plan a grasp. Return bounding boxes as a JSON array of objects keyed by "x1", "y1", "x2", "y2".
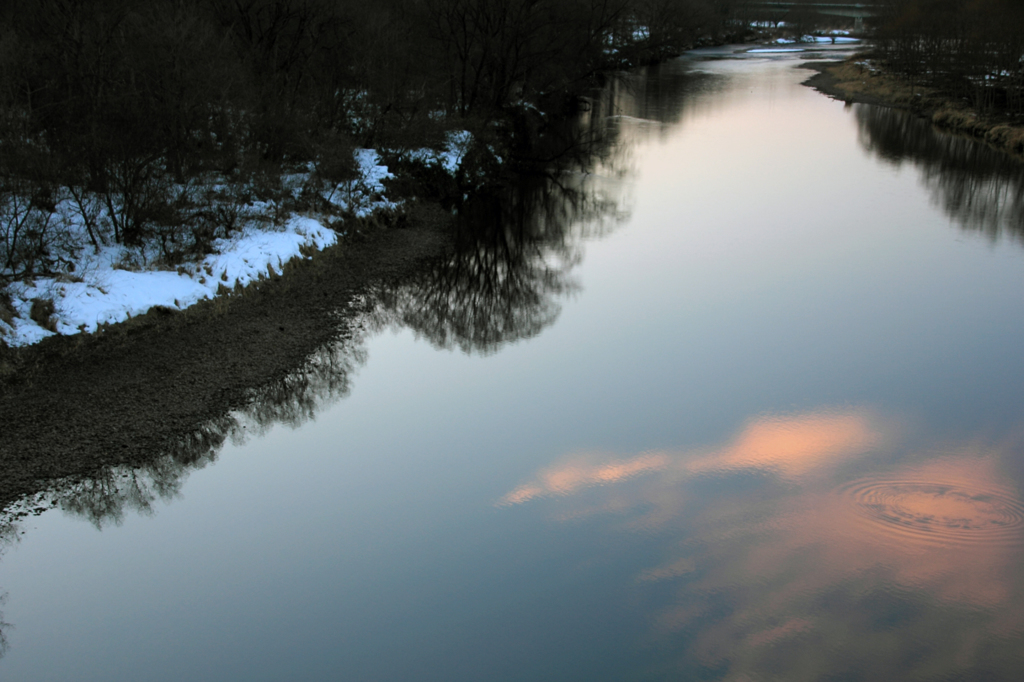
[
  {"x1": 0, "y1": 0, "x2": 737, "y2": 281},
  {"x1": 873, "y1": 0, "x2": 1024, "y2": 114}
]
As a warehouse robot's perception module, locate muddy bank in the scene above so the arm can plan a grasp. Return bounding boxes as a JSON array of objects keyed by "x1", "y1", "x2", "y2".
[
  {"x1": 0, "y1": 204, "x2": 453, "y2": 513},
  {"x1": 803, "y1": 58, "x2": 1024, "y2": 160}
]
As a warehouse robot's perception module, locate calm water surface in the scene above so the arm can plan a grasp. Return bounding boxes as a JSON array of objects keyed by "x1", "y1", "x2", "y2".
[{"x1": 4, "y1": 46, "x2": 1024, "y2": 681}]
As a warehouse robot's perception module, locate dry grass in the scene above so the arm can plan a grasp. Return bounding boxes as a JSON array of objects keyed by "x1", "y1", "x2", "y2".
[
  {"x1": 823, "y1": 59, "x2": 1024, "y2": 159},
  {"x1": 984, "y1": 124, "x2": 1024, "y2": 154},
  {"x1": 932, "y1": 105, "x2": 977, "y2": 129},
  {"x1": 930, "y1": 105, "x2": 1024, "y2": 155},
  {"x1": 827, "y1": 62, "x2": 939, "y2": 108}
]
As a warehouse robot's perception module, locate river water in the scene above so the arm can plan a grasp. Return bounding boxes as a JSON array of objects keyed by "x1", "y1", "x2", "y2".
[{"x1": 4, "y1": 45, "x2": 1024, "y2": 681}]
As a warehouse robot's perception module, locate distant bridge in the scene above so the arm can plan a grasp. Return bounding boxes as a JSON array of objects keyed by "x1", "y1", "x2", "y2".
[{"x1": 749, "y1": 2, "x2": 880, "y2": 30}]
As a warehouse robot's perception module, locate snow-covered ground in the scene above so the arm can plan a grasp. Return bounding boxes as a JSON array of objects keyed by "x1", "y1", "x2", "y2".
[
  {"x1": 1, "y1": 137, "x2": 470, "y2": 348},
  {"x1": 402, "y1": 130, "x2": 475, "y2": 176},
  {"x1": 775, "y1": 35, "x2": 860, "y2": 45},
  {"x1": 1, "y1": 217, "x2": 336, "y2": 347},
  {"x1": 326, "y1": 148, "x2": 400, "y2": 217},
  {"x1": 749, "y1": 34, "x2": 860, "y2": 53}
]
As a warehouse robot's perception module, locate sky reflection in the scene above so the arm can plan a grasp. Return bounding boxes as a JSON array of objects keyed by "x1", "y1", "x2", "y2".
[
  {"x1": 500, "y1": 409, "x2": 886, "y2": 506},
  {"x1": 502, "y1": 408, "x2": 1024, "y2": 679},
  {"x1": 5, "y1": 46, "x2": 1024, "y2": 681}
]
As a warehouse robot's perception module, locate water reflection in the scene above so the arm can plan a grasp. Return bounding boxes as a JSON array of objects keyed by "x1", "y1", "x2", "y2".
[
  {"x1": 0, "y1": 332, "x2": 374, "y2": 539},
  {"x1": 599, "y1": 60, "x2": 730, "y2": 137},
  {"x1": 0, "y1": 120, "x2": 635, "y2": 544},
  {"x1": 501, "y1": 410, "x2": 1024, "y2": 679},
  {"x1": 500, "y1": 410, "x2": 886, "y2": 506},
  {"x1": 0, "y1": 327, "x2": 386, "y2": 657},
  {"x1": 838, "y1": 470, "x2": 1024, "y2": 549},
  {"x1": 857, "y1": 105, "x2": 1024, "y2": 243},
  {"x1": 13, "y1": 48, "x2": 1020, "y2": 678},
  {"x1": 534, "y1": 60, "x2": 727, "y2": 187},
  {"x1": 365, "y1": 175, "x2": 626, "y2": 353},
  {"x1": 0, "y1": 169, "x2": 629, "y2": 655}
]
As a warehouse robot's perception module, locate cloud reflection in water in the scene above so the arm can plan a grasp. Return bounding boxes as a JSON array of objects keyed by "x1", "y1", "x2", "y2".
[
  {"x1": 501, "y1": 409, "x2": 1024, "y2": 679},
  {"x1": 500, "y1": 410, "x2": 882, "y2": 507}
]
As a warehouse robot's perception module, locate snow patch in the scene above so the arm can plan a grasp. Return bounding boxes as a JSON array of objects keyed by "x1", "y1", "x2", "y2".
[
  {"x1": 1, "y1": 217, "x2": 336, "y2": 347},
  {"x1": 401, "y1": 130, "x2": 475, "y2": 177},
  {"x1": 775, "y1": 36, "x2": 859, "y2": 46},
  {"x1": 0, "y1": 143, "x2": 411, "y2": 347},
  {"x1": 322, "y1": 149, "x2": 399, "y2": 217}
]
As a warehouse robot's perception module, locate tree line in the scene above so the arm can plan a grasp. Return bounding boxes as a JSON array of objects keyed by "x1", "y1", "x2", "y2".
[
  {"x1": 0, "y1": 0, "x2": 739, "y2": 281},
  {"x1": 873, "y1": 0, "x2": 1024, "y2": 114}
]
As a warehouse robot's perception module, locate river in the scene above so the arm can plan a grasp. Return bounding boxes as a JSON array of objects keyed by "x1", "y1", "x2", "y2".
[{"x1": 3, "y1": 44, "x2": 1024, "y2": 681}]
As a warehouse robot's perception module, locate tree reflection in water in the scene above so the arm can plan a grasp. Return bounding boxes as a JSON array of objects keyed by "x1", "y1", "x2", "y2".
[
  {"x1": 0, "y1": 64, "x2": 669, "y2": 656},
  {"x1": 0, "y1": 145, "x2": 631, "y2": 554},
  {"x1": 856, "y1": 105, "x2": 1024, "y2": 242},
  {"x1": 0, "y1": 174, "x2": 623, "y2": 654},
  {"x1": 365, "y1": 173, "x2": 626, "y2": 353}
]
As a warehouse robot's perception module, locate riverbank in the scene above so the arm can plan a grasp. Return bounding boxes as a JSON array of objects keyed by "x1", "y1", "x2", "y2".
[
  {"x1": 0, "y1": 142, "x2": 468, "y2": 348},
  {"x1": 0, "y1": 39, "x2": 643, "y2": 515},
  {"x1": 803, "y1": 58, "x2": 1024, "y2": 159},
  {"x1": 0, "y1": 202, "x2": 452, "y2": 513},
  {"x1": 0, "y1": 35, "x2": 772, "y2": 516}
]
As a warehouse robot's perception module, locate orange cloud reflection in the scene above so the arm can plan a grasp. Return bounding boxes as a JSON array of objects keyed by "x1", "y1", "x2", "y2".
[
  {"x1": 500, "y1": 452, "x2": 671, "y2": 506},
  {"x1": 498, "y1": 409, "x2": 1024, "y2": 678},
  {"x1": 662, "y1": 452, "x2": 1024, "y2": 681},
  {"x1": 500, "y1": 409, "x2": 883, "y2": 506},
  {"x1": 687, "y1": 412, "x2": 880, "y2": 478}
]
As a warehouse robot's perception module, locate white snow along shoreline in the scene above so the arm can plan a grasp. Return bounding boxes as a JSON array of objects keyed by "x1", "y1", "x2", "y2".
[
  {"x1": 1, "y1": 216, "x2": 338, "y2": 348},
  {"x1": 0, "y1": 146, "x2": 419, "y2": 348}
]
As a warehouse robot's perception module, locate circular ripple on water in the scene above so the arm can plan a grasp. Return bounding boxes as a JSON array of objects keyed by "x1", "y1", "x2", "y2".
[{"x1": 837, "y1": 477, "x2": 1024, "y2": 548}]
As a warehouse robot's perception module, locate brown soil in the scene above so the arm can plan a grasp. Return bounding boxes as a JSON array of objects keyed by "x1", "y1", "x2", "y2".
[
  {"x1": 0, "y1": 203, "x2": 453, "y2": 512},
  {"x1": 802, "y1": 58, "x2": 1024, "y2": 159}
]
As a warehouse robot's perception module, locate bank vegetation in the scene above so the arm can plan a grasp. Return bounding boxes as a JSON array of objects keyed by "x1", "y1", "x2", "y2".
[
  {"x1": 812, "y1": 0, "x2": 1024, "y2": 157},
  {"x1": 0, "y1": 0, "x2": 745, "y2": 291}
]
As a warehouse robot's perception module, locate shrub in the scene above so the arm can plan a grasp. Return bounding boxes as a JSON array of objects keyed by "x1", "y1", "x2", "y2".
[
  {"x1": 0, "y1": 290, "x2": 14, "y2": 327},
  {"x1": 29, "y1": 297, "x2": 56, "y2": 332}
]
